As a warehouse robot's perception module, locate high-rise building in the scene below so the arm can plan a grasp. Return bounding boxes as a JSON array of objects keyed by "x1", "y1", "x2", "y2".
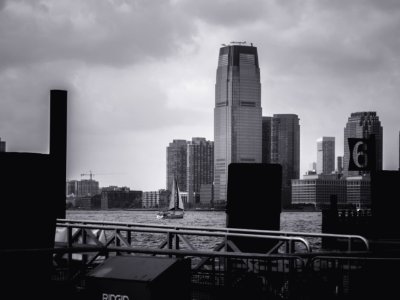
[
  {"x1": 316, "y1": 137, "x2": 335, "y2": 175},
  {"x1": 187, "y1": 137, "x2": 214, "y2": 206},
  {"x1": 76, "y1": 179, "x2": 100, "y2": 197},
  {"x1": 343, "y1": 112, "x2": 383, "y2": 177},
  {"x1": 66, "y1": 180, "x2": 78, "y2": 196},
  {"x1": 262, "y1": 117, "x2": 272, "y2": 163},
  {"x1": 167, "y1": 139, "x2": 188, "y2": 192},
  {"x1": 0, "y1": 138, "x2": 5, "y2": 152},
  {"x1": 214, "y1": 43, "x2": 262, "y2": 204},
  {"x1": 271, "y1": 114, "x2": 300, "y2": 207},
  {"x1": 337, "y1": 156, "x2": 344, "y2": 174}
]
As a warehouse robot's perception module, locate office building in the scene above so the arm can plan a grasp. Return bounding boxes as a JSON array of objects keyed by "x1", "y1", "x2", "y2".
[
  {"x1": 346, "y1": 176, "x2": 371, "y2": 208},
  {"x1": 214, "y1": 43, "x2": 262, "y2": 204},
  {"x1": 142, "y1": 189, "x2": 170, "y2": 209},
  {"x1": 271, "y1": 114, "x2": 300, "y2": 207},
  {"x1": 292, "y1": 174, "x2": 370, "y2": 208},
  {"x1": 343, "y1": 112, "x2": 383, "y2": 177},
  {"x1": 0, "y1": 138, "x2": 5, "y2": 152},
  {"x1": 101, "y1": 186, "x2": 142, "y2": 209},
  {"x1": 317, "y1": 137, "x2": 335, "y2": 175},
  {"x1": 262, "y1": 117, "x2": 272, "y2": 163},
  {"x1": 187, "y1": 138, "x2": 214, "y2": 207},
  {"x1": 76, "y1": 179, "x2": 100, "y2": 197},
  {"x1": 66, "y1": 180, "x2": 78, "y2": 196},
  {"x1": 167, "y1": 139, "x2": 188, "y2": 192},
  {"x1": 199, "y1": 184, "x2": 213, "y2": 208},
  {"x1": 292, "y1": 174, "x2": 347, "y2": 208},
  {"x1": 337, "y1": 156, "x2": 344, "y2": 174}
]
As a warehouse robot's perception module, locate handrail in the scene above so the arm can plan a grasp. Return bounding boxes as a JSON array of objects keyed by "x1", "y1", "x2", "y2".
[
  {"x1": 0, "y1": 245, "x2": 304, "y2": 260},
  {"x1": 56, "y1": 222, "x2": 311, "y2": 253},
  {"x1": 57, "y1": 218, "x2": 369, "y2": 251}
]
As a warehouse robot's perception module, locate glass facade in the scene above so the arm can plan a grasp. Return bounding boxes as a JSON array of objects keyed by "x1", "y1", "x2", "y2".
[
  {"x1": 343, "y1": 112, "x2": 383, "y2": 177},
  {"x1": 166, "y1": 139, "x2": 188, "y2": 192},
  {"x1": 271, "y1": 114, "x2": 300, "y2": 207},
  {"x1": 214, "y1": 45, "x2": 262, "y2": 203},
  {"x1": 317, "y1": 137, "x2": 335, "y2": 175},
  {"x1": 187, "y1": 138, "x2": 214, "y2": 206}
]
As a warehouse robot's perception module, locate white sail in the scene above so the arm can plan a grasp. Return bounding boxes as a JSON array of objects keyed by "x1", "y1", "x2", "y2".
[
  {"x1": 168, "y1": 178, "x2": 177, "y2": 210},
  {"x1": 168, "y1": 178, "x2": 184, "y2": 211},
  {"x1": 176, "y1": 181, "x2": 184, "y2": 210}
]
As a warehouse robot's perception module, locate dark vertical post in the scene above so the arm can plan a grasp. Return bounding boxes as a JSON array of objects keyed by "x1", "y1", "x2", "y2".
[
  {"x1": 322, "y1": 195, "x2": 339, "y2": 249},
  {"x1": 226, "y1": 163, "x2": 282, "y2": 253},
  {"x1": 50, "y1": 90, "x2": 67, "y2": 219}
]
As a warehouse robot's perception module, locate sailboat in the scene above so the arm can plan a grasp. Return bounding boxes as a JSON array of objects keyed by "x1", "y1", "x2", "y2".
[{"x1": 156, "y1": 177, "x2": 184, "y2": 219}]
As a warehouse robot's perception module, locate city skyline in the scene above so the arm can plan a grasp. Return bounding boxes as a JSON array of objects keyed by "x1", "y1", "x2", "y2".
[{"x1": 1, "y1": 1, "x2": 400, "y2": 190}]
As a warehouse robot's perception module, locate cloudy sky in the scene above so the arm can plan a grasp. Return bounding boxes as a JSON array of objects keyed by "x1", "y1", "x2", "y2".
[{"x1": 1, "y1": 0, "x2": 399, "y2": 191}]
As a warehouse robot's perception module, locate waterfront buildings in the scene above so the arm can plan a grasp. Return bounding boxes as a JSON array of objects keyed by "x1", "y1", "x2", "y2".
[
  {"x1": 199, "y1": 184, "x2": 213, "y2": 207},
  {"x1": 317, "y1": 137, "x2": 335, "y2": 175},
  {"x1": 142, "y1": 189, "x2": 169, "y2": 208},
  {"x1": 66, "y1": 180, "x2": 78, "y2": 196},
  {"x1": 187, "y1": 138, "x2": 214, "y2": 207},
  {"x1": 292, "y1": 174, "x2": 370, "y2": 208},
  {"x1": 292, "y1": 174, "x2": 347, "y2": 208},
  {"x1": 77, "y1": 179, "x2": 100, "y2": 197},
  {"x1": 271, "y1": 114, "x2": 300, "y2": 207},
  {"x1": 337, "y1": 156, "x2": 344, "y2": 174},
  {"x1": 214, "y1": 43, "x2": 262, "y2": 204},
  {"x1": 346, "y1": 176, "x2": 371, "y2": 208},
  {"x1": 343, "y1": 112, "x2": 383, "y2": 177},
  {"x1": 66, "y1": 179, "x2": 99, "y2": 197},
  {"x1": 167, "y1": 140, "x2": 188, "y2": 192},
  {"x1": 262, "y1": 117, "x2": 272, "y2": 163},
  {"x1": 101, "y1": 186, "x2": 142, "y2": 209},
  {"x1": 0, "y1": 138, "x2": 5, "y2": 152}
]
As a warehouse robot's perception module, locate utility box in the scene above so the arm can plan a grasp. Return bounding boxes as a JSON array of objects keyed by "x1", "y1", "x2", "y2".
[{"x1": 85, "y1": 256, "x2": 191, "y2": 300}]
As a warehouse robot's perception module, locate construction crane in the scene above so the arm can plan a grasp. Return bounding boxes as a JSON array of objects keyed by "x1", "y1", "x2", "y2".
[{"x1": 81, "y1": 170, "x2": 95, "y2": 181}]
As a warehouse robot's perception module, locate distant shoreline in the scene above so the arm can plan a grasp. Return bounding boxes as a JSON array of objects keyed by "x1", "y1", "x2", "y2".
[{"x1": 67, "y1": 208, "x2": 320, "y2": 212}]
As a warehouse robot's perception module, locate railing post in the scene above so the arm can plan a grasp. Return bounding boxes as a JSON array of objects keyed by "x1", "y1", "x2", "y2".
[
  {"x1": 127, "y1": 229, "x2": 131, "y2": 246},
  {"x1": 67, "y1": 226, "x2": 73, "y2": 278},
  {"x1": 82, "y1": 229, "x2": 87, "y2": 265}
]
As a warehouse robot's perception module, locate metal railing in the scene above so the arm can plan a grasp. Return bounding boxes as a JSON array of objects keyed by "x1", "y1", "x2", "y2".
[{"x1": 57, "y1": 218, "x2": 369, "y2": 252}]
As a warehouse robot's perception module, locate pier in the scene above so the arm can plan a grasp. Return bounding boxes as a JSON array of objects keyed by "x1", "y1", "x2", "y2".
[{"x1": 40, "y1": 218, "x2": 399, "y2": 299}]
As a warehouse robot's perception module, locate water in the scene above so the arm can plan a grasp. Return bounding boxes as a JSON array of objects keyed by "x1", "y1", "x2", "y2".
[
  {"x1": 65, "y1": 210, "x2": 322, "y2": 250},
  {"x1": 66, "y1": 210, "x2": 321, "y2": 232}
]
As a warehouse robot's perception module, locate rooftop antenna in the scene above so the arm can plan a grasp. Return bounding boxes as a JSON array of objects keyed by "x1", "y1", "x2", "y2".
[{"x1": 230, "y1": 41, "x2": 247, "y2": 45}]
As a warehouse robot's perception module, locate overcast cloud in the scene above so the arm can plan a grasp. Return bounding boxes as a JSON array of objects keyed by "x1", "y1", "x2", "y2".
[{"x1": 0, "y1": 0, "x2": 399, "y2": 190}]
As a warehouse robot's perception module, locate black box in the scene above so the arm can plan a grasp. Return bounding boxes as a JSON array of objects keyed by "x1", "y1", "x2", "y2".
[{"x1": 85, "y1": 256, "x2": 191, "y2": 300}]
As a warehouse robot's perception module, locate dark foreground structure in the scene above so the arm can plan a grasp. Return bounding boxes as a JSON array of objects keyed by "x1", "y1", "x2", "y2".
[{"x1": 0, "y1": 90, "x2": 67, "y2": 298}]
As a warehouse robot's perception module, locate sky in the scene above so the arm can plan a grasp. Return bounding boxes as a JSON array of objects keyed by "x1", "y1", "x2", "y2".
[{"x1": 1, "y1": 0, "x2": 399, "y2": 191}]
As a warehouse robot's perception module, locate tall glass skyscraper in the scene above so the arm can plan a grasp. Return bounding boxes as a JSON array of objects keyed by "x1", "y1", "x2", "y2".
[
  {"x1": 166, "y1": 139, "x2": 188, "y2": 192},
  {"x1": 187, "y1": 137, "x2": 214, "y2": 206},
  {"x1": 317, "y1": 137, "x2": 335, "y2": 175},
  {"x1": 343, "y1": 112, "x2": 383, "y2": 177},
  {"x1": 214, "y1": 44, "x2": 262, "y2": 204},
  {"x1": 271, "y1": 114, "x2": 300, "y2": 207},
  {"x1": 262, "y1": 116, "x2": 272, "y2": 164}
]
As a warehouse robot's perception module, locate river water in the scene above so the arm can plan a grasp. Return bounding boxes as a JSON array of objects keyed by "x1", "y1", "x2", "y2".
[
  {"x1": 65, "y1": 210, "x2": 322, "y2": 250},
  {"x1": 66, "y1": 210, "x2": 321, "y2": 232}
]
